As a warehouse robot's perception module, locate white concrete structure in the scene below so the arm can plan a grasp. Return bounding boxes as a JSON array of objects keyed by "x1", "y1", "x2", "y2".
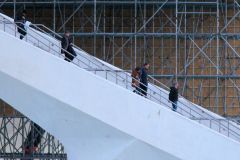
[{"x1": 0, "y1": 28, "x2": 240, "y2": 160}]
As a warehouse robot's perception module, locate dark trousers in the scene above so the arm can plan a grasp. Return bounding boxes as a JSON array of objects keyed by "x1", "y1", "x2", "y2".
[
  {"x1": 133, "y1": 86, "x2": 141, "y2": 95},
  {"x1": 172, "y1": 101, "x2": 178, "y2": 111},
  {"x1": 18, "y1": 27, "x2": 26, "y2": 39},
  {"x1": 139, "y1": 83, "x2": 147, "y2": 96},
  {"x1": 64, "y1": 46, "x2": 77, "y2": 62}
]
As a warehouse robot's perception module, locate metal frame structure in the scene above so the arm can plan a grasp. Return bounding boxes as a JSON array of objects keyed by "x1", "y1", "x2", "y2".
[
  {"x1": 0, "y1": 0, "x2": 240, "y2": 115},
  {"x1": 0, "y1": 100, "x2": 67, "y2": 160}
]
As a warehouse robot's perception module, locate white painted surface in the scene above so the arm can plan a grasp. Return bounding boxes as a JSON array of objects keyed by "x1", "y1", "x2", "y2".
[{"x1": 0, "y1": 30, "x2": 240, "y2": 160}]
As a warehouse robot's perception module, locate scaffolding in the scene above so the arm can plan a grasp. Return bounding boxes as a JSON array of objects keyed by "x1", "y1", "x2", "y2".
[
  {"x1": 1, "y1": 0, "x2": 240, "y2": 116},
  {"x1": 0, "y1": 100, "x2": 67, "y2": 160}
]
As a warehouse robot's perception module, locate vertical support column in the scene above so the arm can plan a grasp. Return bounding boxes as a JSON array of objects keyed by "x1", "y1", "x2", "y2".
[
  {"x1": 94, "y1": 0, "x2": 97, "y2": 57},
  {"x1": 223, "y1": 0, "x2": 227, "y2": 115},
  {"x1": 72, "y1": 2, "x2": 75, "y2": 43},
  {"x1": 192, "y1": 5, "x2": 195, "y2": 103},
  {"x1": 184, "y1": 2, "x2": 188, "y2": 95},
  {"x1": 121, "y1": 5, "x2": 124, "y2": 69},
  {"x1": 103, "y1": 4, "x2": 106, "y2": 60},
  {"x1": 175, "y1": 0, "x2": 178, "y2": 81},
  {"x1": 216, "y1": 0, "x2": 220, "y2": 113},
  {"x1": 134, "y1": 0, "x2": 137, "y2": 68},
  {"x1": 22, "y1": 118, "x2": 25, "y2": 157},
  {"x1": 63, "y1": 4, "x2": 66, "y2": 31},
  {"x1": 152, "y1": 4, "x2": 155, "y2": 75},
  {"x1": 53, "y1": 0, "x2": 56, "y2": 33},
  {"x1": 3, "y1": 118, "x2": 6, "y2": 156},
  {"x1": 112, "y1": 5, "x2": 115, "y2": 65},
  {"x1": 143, "y1": 1, "x2": 146, "y2": 63},
  {"x1": 13, "y1": 0, "x2": 16, "y2": 20}
]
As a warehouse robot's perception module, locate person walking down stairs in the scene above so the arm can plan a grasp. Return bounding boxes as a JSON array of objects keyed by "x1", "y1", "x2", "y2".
[
  {"x1": 14, "y1": 10, "x2": 27, "y2": 40},
  {"x1": 61, "y1": 31, "x2": 77, "y2": 62},
  {"x1": 169, "y1": 81, "x2": 179, "y2": 111},
  {"x1": 139, "y1": 63, "x2": 150, "y2": 97}
]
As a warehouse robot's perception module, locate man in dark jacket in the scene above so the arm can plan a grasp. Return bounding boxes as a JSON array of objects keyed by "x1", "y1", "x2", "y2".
[
  {"x1": 15, "y1": 10, "x2": 27, "y2": 39},
  {"x1": 140, "y1": 63, "x2": 150, "y2": 97},
  {"x1": 61, "y1": 31, "x2": 77, "y2": 62},
  {"x1": 169, "y1": 82, "x2": 179, "y2": 111}
]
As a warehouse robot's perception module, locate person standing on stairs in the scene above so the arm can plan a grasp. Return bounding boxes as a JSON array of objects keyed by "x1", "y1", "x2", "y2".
[
  {"x1": 169, "y1": 81, "x2": 179, "y2": 111},
  {"x1": 15, "y1": 10, "x2": 27, "y2": 40},
  {"x1": 131, "y1": 66, "x2": 141, "y2": 94},
  {"x1": 139, "y1": 63, "x2": 150, "y2": 97},
  {"x1": 61, "y1": 31, "x2": 77, "y2": 62}
]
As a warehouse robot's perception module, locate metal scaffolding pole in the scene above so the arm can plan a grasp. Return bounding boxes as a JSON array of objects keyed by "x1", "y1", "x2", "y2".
[
  {"x1": 134, "y1": 0, "x2": 137, "y2": 68},
  {"x1": 53, "y1": 0, "x2": 56, "y2": 32},
  {"x1": 94, "y1": 0, "x2": 96, "y2": 57},
  {"x1": 216, "y1": 0, "x2": 220, "y2": 113},
  {"x1": 175, "y1": 0, "x2": 178, "y2": 82}
]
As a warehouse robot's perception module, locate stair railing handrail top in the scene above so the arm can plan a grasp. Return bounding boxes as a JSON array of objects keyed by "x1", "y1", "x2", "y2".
[{"x1": 15, "y1": 20, "x2": 240, "y2": 135}]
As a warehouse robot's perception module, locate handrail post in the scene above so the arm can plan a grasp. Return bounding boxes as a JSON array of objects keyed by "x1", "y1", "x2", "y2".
[
  {"x1": 116, "y1": 71, "x2": 118, "y2": 84},
  {"x1": 210, "y1": 119, "x2": 212, "y2": 129},
  {"x1": 159, "y1": 89, "x2": 162, "y2": 105},
  {"x1": 126, "y1": 74, "x2": 128, "y2": 89},
  {"x1": 219, "y1": 120, "x2": 221, "y2": 133},
  {"x1": 38, "y1": 40, "x2": 40, "y2": 48},
  {"x1": 15, "y1": 23, "x2": 17, "y2": 37},
  {"x1": 48, "y1": 41, "x2": 51, "y2": 52},
  {"x1": 3, "y1": 19, "x2": 5, "y2": 32},
  {"x1": 228, "y1": 120, "x2": 230, "y2": 137}
]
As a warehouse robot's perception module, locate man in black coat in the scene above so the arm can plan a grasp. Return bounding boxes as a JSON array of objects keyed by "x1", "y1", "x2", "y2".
[
  {"x1": 140, "y1": 63, "x2": 150, "y2": 97},
  {"x1": 15, "y1": 10, "x2": 27, "y2": 39},
  {"x1": 169, "y1": 82, "x2": 179, "y2": 111},
  {"x1": 61, "y1": 31, "x2": 77, "y2": 62}
]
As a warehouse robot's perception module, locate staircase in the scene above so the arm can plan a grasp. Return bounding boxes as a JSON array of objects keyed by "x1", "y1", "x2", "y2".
[
  {"x1": 0, "y1": 12, "x2": 240, "y2": 160},
  {"x1": 0, "y1": 12, "x2": 240, "y2": 142}
]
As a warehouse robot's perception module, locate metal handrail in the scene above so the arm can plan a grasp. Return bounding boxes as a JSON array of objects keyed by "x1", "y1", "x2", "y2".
[
  {"x1": 7, "y1": 18, "x2": 240, "y2": 139},
  {"x1": 1, "y1": 15, "x2": 240, "y2": 141},
  {"x1": 148, "y1": 75, "x2": 240, "y2": 132},
  {"x1": 23, "y1": 24, "x2": 240, "y2": 141}
]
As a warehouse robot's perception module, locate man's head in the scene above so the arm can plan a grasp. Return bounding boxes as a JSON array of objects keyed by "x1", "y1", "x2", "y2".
[
  {"x1": 65, "y1": 31, "x2": 70, "y2": 37},
  {"x1": 143, "y1": 62, "x2": 150, "y2": 70},
  {"x1": 173, "y1": 81, "x2": 179, "y2": 89},
  {"x1": 22, "y1": 10, "x2": 27, "y2": 17}
]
